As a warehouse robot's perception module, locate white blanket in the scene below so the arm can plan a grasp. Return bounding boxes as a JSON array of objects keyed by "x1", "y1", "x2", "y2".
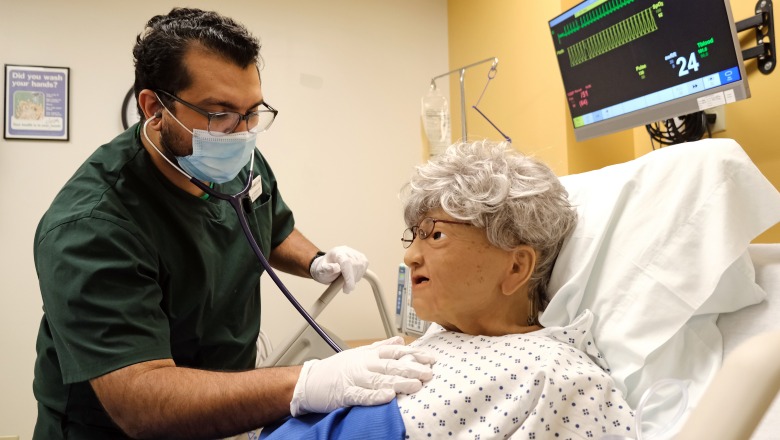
[{"x1": 399, "y1": 311, "x2": 635, "y2": 439}]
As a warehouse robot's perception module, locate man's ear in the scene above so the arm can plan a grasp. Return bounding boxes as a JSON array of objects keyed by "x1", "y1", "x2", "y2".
[
  {"x1": 500, "y1": 245, "x2": 536, "y2": 296},
  {"x1": 137, "y1": 89, "x2": 163, "y2": 123}
]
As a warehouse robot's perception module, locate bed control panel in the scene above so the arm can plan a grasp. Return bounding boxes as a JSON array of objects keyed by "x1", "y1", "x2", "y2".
[{"x1": 396, "y1": 264, "x2": 431, "y2": 336}]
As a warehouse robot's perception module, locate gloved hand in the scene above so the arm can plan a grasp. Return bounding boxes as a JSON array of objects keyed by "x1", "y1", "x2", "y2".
[
  {"x1": 309, "y1": 246, "x2": 369, "y2": 293},
  {"x1": 289, "y1": 336, "x2": 435, "y2": 416}
]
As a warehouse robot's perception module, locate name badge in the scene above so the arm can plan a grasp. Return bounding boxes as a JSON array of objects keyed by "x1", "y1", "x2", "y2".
[{"x1": 249, "y1": 175, "x2": 264, "y2": 202}]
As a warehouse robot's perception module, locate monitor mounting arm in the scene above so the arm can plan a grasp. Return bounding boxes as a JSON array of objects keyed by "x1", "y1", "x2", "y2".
[{"x1": 736, "y1": 0, "x2": 775, "y2": 74}]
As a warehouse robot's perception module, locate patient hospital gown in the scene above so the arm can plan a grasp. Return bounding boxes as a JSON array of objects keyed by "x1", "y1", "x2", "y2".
[{"x1": 398, "y1": 310, "x2": 635, "y2": 439}]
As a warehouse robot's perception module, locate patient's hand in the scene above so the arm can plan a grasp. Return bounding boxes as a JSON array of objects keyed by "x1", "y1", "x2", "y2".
[{"x1": 289, "y1": 336, "x2": 435, "y2": 416}]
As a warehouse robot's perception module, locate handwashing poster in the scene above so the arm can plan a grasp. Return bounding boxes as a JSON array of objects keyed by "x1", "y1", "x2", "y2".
[{"x1": 4, "y1": 65, "x2": 69, "y2": 140}]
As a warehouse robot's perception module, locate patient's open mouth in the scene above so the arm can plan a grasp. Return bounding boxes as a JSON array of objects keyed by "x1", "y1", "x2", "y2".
[{"x1": 413, "y1": 275, "x2": 429, "y2": 285}]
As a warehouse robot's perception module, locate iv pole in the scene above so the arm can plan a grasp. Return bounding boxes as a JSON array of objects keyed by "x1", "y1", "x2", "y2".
[{"x1": 430, "y1": 57, "x2": 498, "y2": 141}]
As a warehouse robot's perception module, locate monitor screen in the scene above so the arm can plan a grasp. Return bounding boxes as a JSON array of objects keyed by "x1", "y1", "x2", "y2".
[{"x1": 549, "y1": 0, "x2": 750, "y2": 141}]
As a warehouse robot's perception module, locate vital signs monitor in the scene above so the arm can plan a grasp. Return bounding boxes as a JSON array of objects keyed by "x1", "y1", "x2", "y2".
[{"x1": 549, "y1": 0, "x2": 750, "y2": 141}]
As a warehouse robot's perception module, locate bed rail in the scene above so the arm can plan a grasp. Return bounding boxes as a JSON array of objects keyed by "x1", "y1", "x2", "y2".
[
  {"x1": 675, "y1": 329, "x2": 780, "y2": 439},
  {"x1": 260, "y1": 270, "x2": 397, "y2": 367}
]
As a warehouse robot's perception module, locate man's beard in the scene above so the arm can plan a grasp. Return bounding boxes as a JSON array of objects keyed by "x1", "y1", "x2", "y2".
[{"x1": 159, "y1": 120, "x2": 192, "y2": 158}]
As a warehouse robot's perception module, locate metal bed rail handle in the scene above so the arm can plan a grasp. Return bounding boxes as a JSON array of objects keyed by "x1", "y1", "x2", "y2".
[{"x1": 260, "y1": 269, "x2": 397, "y2": 367}]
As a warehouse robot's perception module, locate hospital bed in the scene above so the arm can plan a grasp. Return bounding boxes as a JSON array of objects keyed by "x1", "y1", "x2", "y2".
[{"x1": 257, "y1": 138, "x2": 780, "y2": 439}]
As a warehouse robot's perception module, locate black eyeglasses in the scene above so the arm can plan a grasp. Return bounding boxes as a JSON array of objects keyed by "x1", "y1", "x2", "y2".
[
  {"x1": 155, "y1": 89, "x2": 278, "y2": 136},
  {"x1": 401, "y1": 217, "x2": 472, "y2": 248}
]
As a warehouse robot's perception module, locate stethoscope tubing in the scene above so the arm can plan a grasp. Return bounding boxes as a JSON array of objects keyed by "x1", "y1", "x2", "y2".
[
  {"x1": 189, "y1": 173, "x2": 343, "y2": 354},
  {"x1": 141, "y1": 118, "x2": 341, "y2": 353}
]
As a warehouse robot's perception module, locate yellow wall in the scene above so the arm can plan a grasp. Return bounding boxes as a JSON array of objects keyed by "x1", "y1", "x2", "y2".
[
  {"x1": 447, "y1": 0, "x2": 569, "y2": 174},
  {"x1": 448, "y1": 0, "x2": 780, "y2": 242}
]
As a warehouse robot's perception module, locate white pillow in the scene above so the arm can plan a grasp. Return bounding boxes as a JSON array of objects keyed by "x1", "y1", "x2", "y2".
[{"x1": 540, "y1": 138, "x2": 780, "y2": 411}]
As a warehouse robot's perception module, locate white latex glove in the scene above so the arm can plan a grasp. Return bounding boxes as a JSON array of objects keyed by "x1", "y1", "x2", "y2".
[
  {"x1": 290, "y1": 336, "x2": 435, "y2": 416},
  {"x1": 309, "y1": 245, "x2": 369, "y2": 293}
]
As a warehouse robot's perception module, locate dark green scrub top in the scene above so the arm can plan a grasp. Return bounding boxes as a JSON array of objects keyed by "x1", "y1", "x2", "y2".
[{"x1": 32, "y1": 124, "x2": 295, "y2": 439}]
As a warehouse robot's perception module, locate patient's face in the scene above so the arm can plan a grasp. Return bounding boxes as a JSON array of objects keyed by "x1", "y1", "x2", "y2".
[{"x1": 403, "y1": 208, "x2": 517, "y2": 335}]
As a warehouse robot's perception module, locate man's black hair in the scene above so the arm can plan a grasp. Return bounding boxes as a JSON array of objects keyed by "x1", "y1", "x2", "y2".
[{"x1": 132, "y1": 7, "x2": 262, "y2": 118}]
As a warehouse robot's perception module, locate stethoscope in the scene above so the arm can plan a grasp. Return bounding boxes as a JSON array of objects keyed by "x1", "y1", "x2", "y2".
[{"x1": 142, "y1": 117, "x2": 343, "y2": 353}]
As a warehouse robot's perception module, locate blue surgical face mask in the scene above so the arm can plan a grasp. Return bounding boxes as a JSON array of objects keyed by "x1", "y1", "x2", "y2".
[
  {"x1": 162, "y1": 104, "x2": 257, "y2": 183},
  {"x1": 176, "y1": 128, "x2": 257, "y2": 183}
]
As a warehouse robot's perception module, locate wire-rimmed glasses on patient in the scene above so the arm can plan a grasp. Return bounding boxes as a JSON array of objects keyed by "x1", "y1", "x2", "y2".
[
  {"x1": 155, "y1": 89, "x2": 278, "y2": 135},
  {"x1": 401, "y1": 217, "x2": 472, "y2": 248}
]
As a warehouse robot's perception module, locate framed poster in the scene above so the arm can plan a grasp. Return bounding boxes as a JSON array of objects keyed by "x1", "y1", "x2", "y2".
[{"x1": 4, "y1": 64, "x2": 70, "y2": 141}]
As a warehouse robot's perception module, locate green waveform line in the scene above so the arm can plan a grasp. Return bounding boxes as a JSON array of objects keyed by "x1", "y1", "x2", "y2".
[
  {"x1": 557, "y1": 0, "x2": 636, "y2": 42},
  {"x1": 568, "y1": 7, "x2": 658, "y2": 67}
]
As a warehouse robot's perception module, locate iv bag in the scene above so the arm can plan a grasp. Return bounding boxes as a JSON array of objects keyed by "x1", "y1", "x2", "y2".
[{"x1": 421, "y1": 86, "x2": 451, "y2": 156}]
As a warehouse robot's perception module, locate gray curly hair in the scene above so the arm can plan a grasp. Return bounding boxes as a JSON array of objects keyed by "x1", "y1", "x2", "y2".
[{"x1": 401, "y1": 140, "x2": 577, "y2": 323}]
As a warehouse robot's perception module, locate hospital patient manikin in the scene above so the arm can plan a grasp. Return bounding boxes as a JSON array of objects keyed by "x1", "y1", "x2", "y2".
[{"x1": 261, "y1": 141, "x2": 635, "y2": 439}]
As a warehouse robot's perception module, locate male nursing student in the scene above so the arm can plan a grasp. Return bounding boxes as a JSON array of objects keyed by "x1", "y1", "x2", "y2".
[{"x1": 32, "y1": 8, "x2": 433, "y2": 440}]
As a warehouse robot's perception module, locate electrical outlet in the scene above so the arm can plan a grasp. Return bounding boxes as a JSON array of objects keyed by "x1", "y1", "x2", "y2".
[{"x1": 705, "y1": 106, "x2": 726, "y2": 133}]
